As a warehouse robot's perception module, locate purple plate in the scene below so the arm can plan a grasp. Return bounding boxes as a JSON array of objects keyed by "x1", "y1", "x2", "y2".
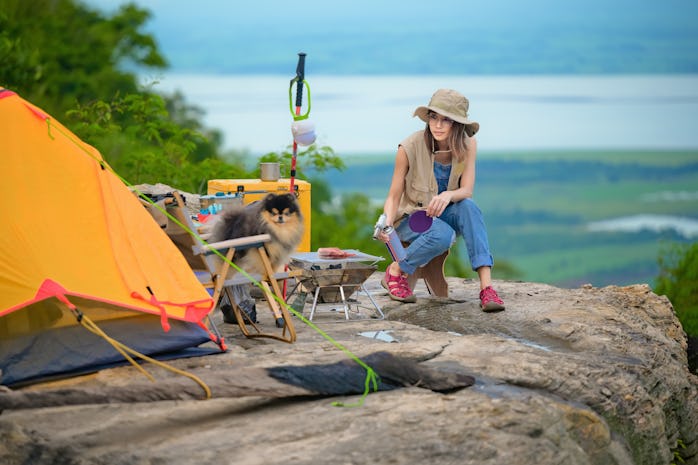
[{"x1": 408, "y1": 210, "x2": 433, "y2": 232}]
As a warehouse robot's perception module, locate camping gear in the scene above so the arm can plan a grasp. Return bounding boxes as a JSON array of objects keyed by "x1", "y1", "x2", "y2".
[
  {"x1": 373, "y1": 213, "x2": 387, "y2": 240},
  {"x1": 260, "y1": 162, "x2": 281, "y2": 181},
  {"x1": 289, "y1": 250, "x2": 384, "y2": 321},
  {"x1": 383, "y1": 226, "x2": 407, "y2": 262},
  {"x1": 291, "y1": 119, "x2": 316, "y2": 146},
  {"x1": 372, "y1": 213, "x2": 407, "y2": 261},
  {"x1": 0, "y1": 89, "x2": 225, "y2": 387},
  {"x1": 408, "y1": 210, "x2": 433, "y2": 232},
  {"x1": 199, "y1": 192, "x2": 243, "y2": 212},
  {"x1": 208, "y1": 178, "x2": 312, "y2": 252},
  {"x1": 288, "y1": 52, "x2": 313, "y2": 192}
]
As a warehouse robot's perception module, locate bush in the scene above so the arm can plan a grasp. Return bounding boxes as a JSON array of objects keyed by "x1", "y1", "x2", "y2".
[
  {"x1": 654, "y1": 241, "x2": 698, "y2": 374},
  {"x1": 655, "y1": 242, "x2": 698, "y2": 336}
]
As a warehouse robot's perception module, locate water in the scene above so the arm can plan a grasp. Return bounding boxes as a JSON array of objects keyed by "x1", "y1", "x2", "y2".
[
  {"x1": 144, "y1": 74, "x2": 698, "y2": 155},
  {"x1": 588, "y1": 215, "x2": 698, "y2": 238}
]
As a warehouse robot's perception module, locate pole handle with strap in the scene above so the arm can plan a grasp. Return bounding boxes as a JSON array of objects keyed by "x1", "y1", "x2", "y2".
[
  {"x1": 288, "y1": 54, "x2": 311, "y2": 122},
  {"x1": 288, "y1": 52, "x2": 311, "y2": 191},
  {"x1": 294, "y1": 52, "x2": 306, "y2": 109}
]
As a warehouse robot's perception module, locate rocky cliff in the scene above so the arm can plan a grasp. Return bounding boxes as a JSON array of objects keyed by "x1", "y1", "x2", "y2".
[{"x1": 0, "y1": 278, "x2": 696, "y2": 465}]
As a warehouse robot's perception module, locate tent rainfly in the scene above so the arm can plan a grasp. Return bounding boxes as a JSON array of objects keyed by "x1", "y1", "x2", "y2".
[{"x1": 0, "y1": 89, "x2": 225, "y2": 386}]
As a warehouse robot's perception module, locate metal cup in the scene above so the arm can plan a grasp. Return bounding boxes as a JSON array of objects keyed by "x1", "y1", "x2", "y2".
[{"x1": 260, "y1": 162, "x2": 281, "y2": 181}]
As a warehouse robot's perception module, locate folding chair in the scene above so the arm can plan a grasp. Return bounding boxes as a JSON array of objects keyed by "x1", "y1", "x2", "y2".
[
  {"x1": 403, "y1": 242, "x2": 450, "y2": 298},
  {"x1": 160, "y1": 191, "x2": 300, "y2": 343}
]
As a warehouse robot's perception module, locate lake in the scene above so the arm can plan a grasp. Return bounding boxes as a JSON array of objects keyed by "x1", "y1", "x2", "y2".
[{"x1": 145, "y1": 74, "x2": 698, "y2": 155}]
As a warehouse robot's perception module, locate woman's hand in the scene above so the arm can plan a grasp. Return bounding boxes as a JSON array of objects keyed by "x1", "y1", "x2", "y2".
[
  {"x1": 376, "y1": 228, "x2": 390, "y2": 243},
  {"x1": 426, "y1": 191, "x2": 455, "y2": 217}
]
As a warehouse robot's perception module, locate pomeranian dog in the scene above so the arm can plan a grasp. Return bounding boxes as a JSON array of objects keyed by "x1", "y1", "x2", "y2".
[{"x1": 211, "y1": 192, "x2": 304, "y2": 276}]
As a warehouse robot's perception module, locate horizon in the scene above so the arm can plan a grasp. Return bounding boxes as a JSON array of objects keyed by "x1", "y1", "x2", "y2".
[{"x1": 147, "y1": 73, "x2": 698, "y2": 155}]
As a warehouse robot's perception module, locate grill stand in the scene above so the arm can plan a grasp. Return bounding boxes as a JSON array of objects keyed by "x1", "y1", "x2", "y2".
[{"x1": 289, "y1": 250, "x2": 385, "y2": 322}]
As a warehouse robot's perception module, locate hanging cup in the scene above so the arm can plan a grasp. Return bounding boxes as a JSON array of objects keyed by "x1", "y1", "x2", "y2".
[{"x1": 291, "y1": 119, "x2": 316, "y2": 146}]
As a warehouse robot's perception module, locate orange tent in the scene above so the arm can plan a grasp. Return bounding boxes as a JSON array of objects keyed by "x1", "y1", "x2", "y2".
[{"x1": 0, "y1": 89, "x2": 224, "y2": 386}]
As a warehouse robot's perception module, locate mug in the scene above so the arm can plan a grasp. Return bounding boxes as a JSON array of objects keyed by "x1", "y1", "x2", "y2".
[{"x1": 260, "y1": 162, "x2": 281, "y2": 181}]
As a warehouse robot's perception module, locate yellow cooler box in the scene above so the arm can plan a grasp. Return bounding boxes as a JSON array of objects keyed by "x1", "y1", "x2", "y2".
[{"x1": 207, "y1": 178, "x2": 311, "y2": 252}]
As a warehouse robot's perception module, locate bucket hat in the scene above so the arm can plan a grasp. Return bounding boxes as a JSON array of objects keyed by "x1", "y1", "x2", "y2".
[{"x1": 414, "y1": 89, "x2": 479, "y2": 137}]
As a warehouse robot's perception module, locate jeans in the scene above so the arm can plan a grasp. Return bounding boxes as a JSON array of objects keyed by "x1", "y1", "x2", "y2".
[{"x1": 394, "y1": 198, "x2": 494, "y2": 274}]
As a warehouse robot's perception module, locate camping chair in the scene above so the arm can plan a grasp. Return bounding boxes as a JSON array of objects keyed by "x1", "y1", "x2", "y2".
[
  {"x1": 403, "y1": 241, "x2": 450, "y2": 298},
  {"x1": 155, "y1": 191, "x2": 301, "y2": 343}
]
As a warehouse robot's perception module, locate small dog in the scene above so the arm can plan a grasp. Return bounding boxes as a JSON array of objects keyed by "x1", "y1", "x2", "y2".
[{"x1": 211, "y1": 193, "x2": 304, "y2": 276}]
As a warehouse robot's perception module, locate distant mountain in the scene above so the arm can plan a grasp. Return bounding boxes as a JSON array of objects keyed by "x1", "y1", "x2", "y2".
[{"x1": 90, "y1": 0, "x2": 698, "y2": 75}]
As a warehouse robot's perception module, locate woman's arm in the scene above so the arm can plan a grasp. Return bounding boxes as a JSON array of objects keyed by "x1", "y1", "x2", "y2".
[
  {"x1": 458, "y1": 136, "x2": 477, "y2": 197},
  {"x1": 426, "y1": 137, "x2": 478, "y2": 217},
  {"x1": 383, "y1": 146, "x2": 409, "y2": 226}
]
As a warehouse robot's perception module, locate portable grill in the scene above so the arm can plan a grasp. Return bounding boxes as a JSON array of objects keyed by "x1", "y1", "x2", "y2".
[{"x1": 288, "y1": 250, "x2": 384, "y2": 321}]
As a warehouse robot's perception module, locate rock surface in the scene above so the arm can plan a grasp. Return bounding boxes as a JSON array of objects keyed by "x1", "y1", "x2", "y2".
[{"x1": 1, "y1": 277, "x2": 696, "y2": 465}]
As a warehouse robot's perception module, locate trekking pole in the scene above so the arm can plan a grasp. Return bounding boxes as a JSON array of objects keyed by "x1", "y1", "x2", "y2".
[
  {"x1": 285, "y1": 52, "x2": 314, "y2": 301},
  {"x1": 288, "y1": 52, "x2": 314, "y2": 193}
]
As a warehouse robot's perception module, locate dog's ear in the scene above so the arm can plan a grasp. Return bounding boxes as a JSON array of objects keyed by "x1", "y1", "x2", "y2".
[{"x1": 286, "y1": 193, "x2": 299, "y2": 209}]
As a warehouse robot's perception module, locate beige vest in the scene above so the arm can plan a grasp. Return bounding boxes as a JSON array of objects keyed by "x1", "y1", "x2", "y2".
[{"x1": 396, "y1": 131, "x2": 466, "y2": 220}]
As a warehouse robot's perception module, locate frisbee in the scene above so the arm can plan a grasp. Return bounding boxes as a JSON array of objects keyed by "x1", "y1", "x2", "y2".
[{"x1": 408, "y1": 210, "x2": 433, "y2": 232}]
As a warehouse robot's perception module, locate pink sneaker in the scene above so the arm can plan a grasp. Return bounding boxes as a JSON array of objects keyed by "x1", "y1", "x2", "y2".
[
  {"x1": 381, "y1": 269, "x2": 416, "y2": 303},
  {"x1": 480, "y1": 286, "x2": 505, "y2": 312}
]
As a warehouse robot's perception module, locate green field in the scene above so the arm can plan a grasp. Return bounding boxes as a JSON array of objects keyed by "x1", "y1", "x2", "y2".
[{"x1": 317, "y1": 149, "x2": 698, "y2": 288}]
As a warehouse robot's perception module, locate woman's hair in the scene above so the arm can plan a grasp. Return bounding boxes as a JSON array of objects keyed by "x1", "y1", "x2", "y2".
[{"x1": 423, "y1": 118, "x2": 470, "y2": 163}]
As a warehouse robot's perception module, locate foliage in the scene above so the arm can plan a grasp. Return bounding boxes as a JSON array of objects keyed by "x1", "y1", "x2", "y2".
[
  {"x1": 0, "y1": 0, "x2": 235, "y2": 193},
  {"x1": 257, "y1": 144, "x2": 346, "y2": 180},
  {"x1": 163, "y1": 89, "x2": 224, "y2": 162},
  {"x1": 65, "y1": 91, "x2": 243, "y2": 192},
  {"x1": 0, "y1": 0, "x2": 165, "y2": 116},
  {"x1": 311, "y1": 185, "x2": 385, "y2": 259},
  {"x1": 654, "y1": 242, "x2": 698, "y2": 337}
]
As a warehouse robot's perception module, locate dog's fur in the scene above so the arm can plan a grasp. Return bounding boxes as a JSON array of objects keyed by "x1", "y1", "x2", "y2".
[{"x1": 211, "y1": 193, "x2": 304, "y2": 276}]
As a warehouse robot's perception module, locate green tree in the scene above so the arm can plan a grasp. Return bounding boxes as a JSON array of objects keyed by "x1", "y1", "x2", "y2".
[
  {"x1": 655, "y1": 242, "x2": 698, "y2": 335},
  {"x1": 311, "y1": 186, "x2": 387, "y2": 260},
  {"x1": 1, "y1": 0, "x2": 244, "y2": 192},
  {"x1": 654, "y1": 242, "x2": 698, "y2": 336},
  {"x1": 654, "y1": 241, "x2": 698, "y2": 373},
  {"x1": 257, "y1": 144, "x2": 346, "y2": 180},
  {"x1": 163, "y1": 89, "x2": 224, "y2": 163},
  {"x1": 0, "y1": 0, "x2": 165, "y2": 116},
  {"x1": 65, "y1": 91, "x2": 244, "y2": 192}
]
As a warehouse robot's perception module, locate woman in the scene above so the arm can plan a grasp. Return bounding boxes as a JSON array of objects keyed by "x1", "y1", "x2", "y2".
[{"x1": 378, "y1": 88, "x2": 505, "y2": 312}]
